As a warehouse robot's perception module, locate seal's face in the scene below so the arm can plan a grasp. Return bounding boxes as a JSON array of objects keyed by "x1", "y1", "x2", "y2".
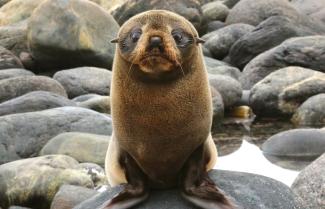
[{"x1": 113, "y1": 10, "x2": 203, "y2": 76}]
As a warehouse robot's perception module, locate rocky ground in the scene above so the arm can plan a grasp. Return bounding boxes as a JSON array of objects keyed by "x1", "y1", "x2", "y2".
[{"x1": 0, "y1": 0, "x2": 324, "y2": 208}]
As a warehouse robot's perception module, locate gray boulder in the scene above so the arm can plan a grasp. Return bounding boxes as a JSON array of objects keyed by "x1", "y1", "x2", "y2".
[
  {"x1": 203, "y1": 23, "x2": 254, "y2": 60},
  {"x1": 202, "y1": 1, "x2": 229, "y2": 23},
  {"x1": 0, "y1": 91, "x2": 76, "y2": 116},
  {"x1": 0, "y1": 107, "x2": 112, "y2": 164},
  {"x1": 72, "y1": 94, "x2": 102, "y2": 103},
  {"x1": 27, "y1": 0, "x2": 119, "y2": 71},
  {"x1": 211, "y1": 86, "x2": 224, "y2": 128},
  {"x1": 53, "y1": 67, "x2": 112, "y2": 98},
  {"x1": 0, "y1": 68, "x2": 34, "y2": 80},
  {"x1": 74, "y1": 170, "x2": 303, "y2": 209},
  {"x1": 241, "y1": 36, "x2": 325, "y2": 89},
  {"x1": 204, "y1": 56, "x2": 230, "y2": 71},
  {"x1": 291, "y1": 0, "x2": 325, "y2": 24},
  {"x1": 292, "y1": 94, "x2": 325, "y2": 127},
  {"x1": 0, "y1": 46, "x2": 23, "y2": 69},
  {"x1": 291, "y1": 153, "x2": 325, "y2": 209},
  {"x1": 207, "y1": 65, "x2": 241, "y2": 80},
  {"x1": 78, "y1": 95, "x2": 110, "y2": 114},
  {"x1": 40, "y1": 132, "x2": 109, "y2": 167},
  {"x1": 0, "y1": 76, "x2": 67, "y2": 103},
  {"x1": 0, "y1": 155, "x2": 94, "y2": 209}
]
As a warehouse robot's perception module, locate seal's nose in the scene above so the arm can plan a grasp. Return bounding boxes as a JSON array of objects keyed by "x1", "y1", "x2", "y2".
[{"x1": 149, "y1": 36, "x2": 163, "y2": 49}]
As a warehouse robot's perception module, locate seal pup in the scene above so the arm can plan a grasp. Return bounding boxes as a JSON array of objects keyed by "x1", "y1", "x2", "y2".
[{"x1": 103, "y1": 10, "x2": 235, "y2": 209}]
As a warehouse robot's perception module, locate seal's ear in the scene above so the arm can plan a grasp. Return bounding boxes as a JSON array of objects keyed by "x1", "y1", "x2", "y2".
[
  {"x1": 195, "y1": 37, "x2": 205, "y2": 44},
  {"x1": 111, "y1": 38, "x2": 119, "y2": 43}
]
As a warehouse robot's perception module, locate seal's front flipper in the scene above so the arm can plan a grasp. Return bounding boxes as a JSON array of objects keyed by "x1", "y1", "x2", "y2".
[
  {"x1": 180, "y1": 144, "x2": 237, "y2": 209},
  {"x1": 101, "y1": 152, "x2": 149, "y2": 209}
]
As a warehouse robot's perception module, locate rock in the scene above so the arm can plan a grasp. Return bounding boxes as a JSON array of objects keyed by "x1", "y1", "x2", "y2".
[
  {"x1": 50, "y1": 185, "x2": 98, "y2": 209},
  {"x1": 0, "y1": 91, "x2": 76, "y2": 116},
  {"x1": 0, "y1": 107, "x2": 112, "y2": 164},
  {"x1": 76, "y1": 163, "x2": 107, "y2": 187},
  {"x1": 225, "y1": 0, "x2": 325, "y2": 33},
  {"x1": 8, "y1": 207, "x2": 32, "y2": 209},
  {"x1": 209, "y1": 74, "x2": 242, "y2": 107},
  {"x1": 72, "y1": 94, "x2": 102, "y2": 103},
  {"x1": 203, "y1": 23, "x2": 254, "y2": 60},
  {"x1": 0, "y1": 0, "x2": 11, "y2": 7},
  {"x1": 0, "y1": 46, "x2": 23, "y2": 69},
  {"x1": 207, "y1": 65, "x2": 241, "y2": 80},
  {"x1": 27, "y1": 0, "x2": 119, "y2": 72},
  {"x1": 241, "y1": 36, "x2": 325, "y2": 89},
  {"x1": 74, "y1": 170, "x2": 303, "y2": 209},
  {"x1": 249, "y1": 67, "x2": 325, "y2": 115},
  {"x1": 0, "y1": 76, "x2": 67, "y2": 103},
  {"x1": 78, "y1": 96, "x2": 110, "y2": 114},
  {"x1": 292, "y1": 94, "x2": 325, "y2": 127},
  {"x1": 291, "y1": 153, "x2": 325, "y2": 209},
  {"x1": 0, "y1": 68, "x2": 34, "y2": 80},
  {"x1": 40, "y1": 132, "x2": 109, "y2": 167},
  {"x1": 0, "y1": 0, "x2": 46, "y2": 26},
  {"x1": 205, "y1": 20, "x2": 225, "y2": 33},
  {"x1": 291, "y1": 0, "x2": 325, "y2": 23},
  {"x1": 202, "y1": 1, "x2": 229, "y2": 23},
  {"x1": 204, "y1": 56, "x2": 229, "y2": 70},
  {"x1": 262, "y1": 129, "x2": 325, "y2": 160},
  {"x1": 0, "y1": 155, "x2": 94, "y2": 209},
  {"x1": 53, "y1": 67, "x2": 112, "y2": 98},
  {"x1": 211, "y1": 87, "x2": 224, "y2": 128},
  {"x1": 220, "y1": 0, "x2": 240, "y2": 8},
  {"x1": 229, "y1": 16, "x2": 317, "y2": 69},
  {"x1": 112, "y1": 0, "x2": 202, "y2": 31}
]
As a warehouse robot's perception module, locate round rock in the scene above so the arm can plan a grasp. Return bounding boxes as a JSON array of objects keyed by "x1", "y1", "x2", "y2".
[
  {"x1": 0, "y1": 68, "x2": 34, "y2": 80},
  {"x1": 0, "y1": 46, "x2": 23, "y2": 69},
  {"x1": 78, "y1": 95, "x2": 110, "y2": 114},
  {"x1": 202, "y1": 1, "x2": 229, "y2": 23},
  {"x1": 207, "y1": 65, "x2": 241, "y2": 80}
]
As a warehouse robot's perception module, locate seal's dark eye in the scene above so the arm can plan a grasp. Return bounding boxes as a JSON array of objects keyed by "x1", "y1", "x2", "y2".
[
  {"x1": 130, "y1": 30, "x2": 142, "y2": 43},
  {"x1": 172, "y1": 33, "x2": 183, "y2": 43}
]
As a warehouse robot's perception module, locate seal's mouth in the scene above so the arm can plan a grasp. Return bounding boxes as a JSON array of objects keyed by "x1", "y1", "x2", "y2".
[{"x1": 139, "y1": 54, "x2": 174, "y2": 64}]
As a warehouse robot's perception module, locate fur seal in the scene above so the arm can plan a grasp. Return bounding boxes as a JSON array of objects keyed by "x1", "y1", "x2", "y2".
[{"x1": 103, "y1": 10, "x2": 235, "y2": 209}]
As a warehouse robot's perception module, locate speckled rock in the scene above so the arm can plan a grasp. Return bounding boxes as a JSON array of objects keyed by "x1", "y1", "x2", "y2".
[
  {"x1": 0, "y1": 68, "x2": 34, "y2": 80},
  {"x1": 291, "y1": 153, "x2": 325, "y2": 209},
  {"x1": 53, "y1": 67, "x2": 112, "y2": 98},
  {"x1": 0, "y1": 155, "x2": 94, "y2": 209},
  {"x1": 27, "y1": 0, "x2": 119, "y2": 71},
  {"x1": 0, "y1": 107, "x2": 112, "y2": 164},
  {"x1": 40, "y1": 132, "x2": 109, "y2": 167},
  {"x1": 0, "y1": 76, "x2": 67, "y2": 103}
]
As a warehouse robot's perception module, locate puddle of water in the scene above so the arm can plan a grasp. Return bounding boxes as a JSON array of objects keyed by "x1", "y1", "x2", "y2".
[{"x1": 215, "y1": 138, "x2": 299, "y2": 187}]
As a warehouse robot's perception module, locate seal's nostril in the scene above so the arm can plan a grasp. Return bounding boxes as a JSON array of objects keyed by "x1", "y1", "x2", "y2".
[{"x1": 149, "y1": 36, "x2": 162, "y2": 48}]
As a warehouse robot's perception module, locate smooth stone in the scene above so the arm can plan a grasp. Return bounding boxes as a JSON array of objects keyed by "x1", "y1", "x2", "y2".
[
  {"x1": 0, "y1": 107, "x2": 112, "y2": 164},
  {"x1": 240, "y1": 36, "x2": 325, "y2": 89},
  {"x1": 291, "y1": 153, "x2": 325, "y2": 209},
  {"x1": 229, "y1": 16, "x2": 317, "y2": 69},
  {"x1": 0, "y1": 46, "x2": 23, "y2": 69},
  {"x1": 203, "y1": 23, "x2": 254, "y2": 60},
  {"x1": 0, "y1": 68, "x2": 34, "y2": 80},
  {"x1": 249, "y1": 67, "x2": 325, "y2": 116},
  {"x1": 53, "y1": 67, "x2": 112, "y2": 98},
  {"x1": 50, "y1": 185, "x2": 98, "y2": 209},
  {"x1": 0, "y1": 91, "x2": 76, "y2": 116},
  {"x1": 204, "y1": 56, "x2": 230, "y2": 71},
  {"x1": 74, "y1": 170, "x2": 304, "y2": 209},
  {"x1": 27, "y1": 0, "x2": 119, "y2": 71},
  {"x1": 112, "y1": 0, "x2": 203, "y2": 31},
  {"x1": 78, "y1": 95, "x2": 110, "y2": 114},
  {"x1": 209, "y1": 74, "x2": 242, "y2": 107},
  {"x1": 76, "y1": 163, "x2": 107, "y2": 187},
  {"x1": 0, "y1": 75, "x2": 67, "y2": 103},
  {"x1": 291, "y1": 0, "x2": 325, "y2": 23},
  {"x1": 262, "y1": 129, "x2": 325, "y2": 159},
  {"x1": 205, "y1": 20, "x2": 225, "y2": 33},
  {"x1": 72, "y1": 94, "x2": 102, "y2": 103},
  {"x1": 40, "y1": 132, "x2": 109, "y2": 167},
  {"x1": 0, "y1": 155, "x2": 94, "y2": 209},
  {"x1": 202, "y1": 1, "x2": 229, "y2": 23},
  {"x1": 207, "y1": 65, "x2": 241, "y2": 80},
  {"x1": 210, "y1": 86, "x2": 225, "y2": 128},
  {"x1": 292, "y1": 94, "x2": 325, "y2": 127}
]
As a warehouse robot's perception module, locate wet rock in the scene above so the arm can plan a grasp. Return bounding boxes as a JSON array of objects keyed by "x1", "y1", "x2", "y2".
[
  {"x1": 0, "y1": 91, "x2": 76, "y2": 116},
  {"x1": 50, "y1": 185, "x2": 98, "y2": 209},
  {"x1": 207, "y1": 65, "x2": 241, "y2": 80},
  {"x1": 53, "y1": 67, "x2": 112, "y2": 98},
  {"x1": 72, "y1": 94, "x2": 102, "y2": 103},
  {"x1": 0, "y1": 76, "x2": 67, "y2": 103},
  {"x1": 202, "y1": 1, "x2": 229, "y2": 23},
  {"x1": 0, "y1": 107, "x2": 112, "y2": 164},
  {"x1": 78, "y1": 96, "x2": 110, "y2": 114},
  {"x1": 241, "y1": 36, "x2": 325, "y2": 89},
  {"x1": 291, "y1": 153, "x2": 325, "y2": 209},
  {"x1": 292, "y1": 94, "x2": 325, "y2": 127},
  {"x1": 249, "y1": 67, "x2": 325, "y2": 116},
  {"x1": 76, "y1": 163, "x2": 107, "y2": 187},
  {"x1": 262, "y1": 129, "x2": 325, "y2": 160},
  {"x1": 0, "y1": 0, "x2": 46, "y2": 26},
  {"x1": 203, "y1": 23, "x2": 254, "y2": 60},
  {"x1": 0, "y1": 46, "x2": 23, "y2": 69},
  {"x1": 40, "y1": 132, "x2": 109, "y2": 167},
  {"x1": 27, "y1": 0, "x2": 119, "y2": 72},
  {"x1": 112, "y1": 0, "x2": 202, "y2": 30},
  {"x1": 0, "y1": 68, "x2": 34, "y2": 80},
  {"x1": 229, "y1": 16, "x2": 317, "y2": 69},
  {"x1": 0, "y1": 155, "x2": 94, "y2": 209},
  {"x1": 209, "y1": 74, "x2": 242, "y2": 107},
  {"x1": 74, "y1": 170, "x2": 303, "y2": 209}
]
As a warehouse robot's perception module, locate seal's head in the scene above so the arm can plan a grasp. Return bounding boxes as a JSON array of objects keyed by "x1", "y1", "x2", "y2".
[{"x1": 111, "y1": 10, "x2": 204, "y2": 78}]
